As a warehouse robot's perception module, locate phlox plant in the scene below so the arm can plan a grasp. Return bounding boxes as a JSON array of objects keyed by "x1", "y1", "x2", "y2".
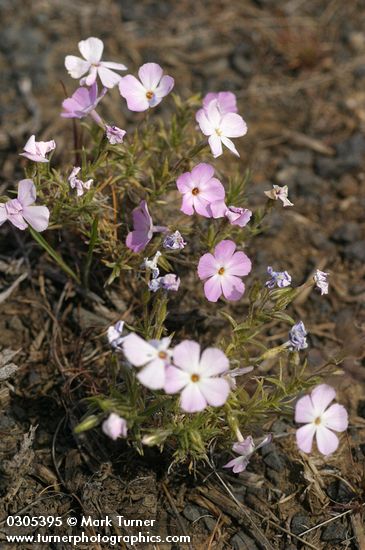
[{"x1": 3, "y1": 37, "x2": 348, "y2": 468}]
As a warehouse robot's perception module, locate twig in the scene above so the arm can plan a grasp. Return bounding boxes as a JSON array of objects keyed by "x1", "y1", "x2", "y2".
[
  {"x1": 299, "y1": 503, "x2": 365, "y2": 537},
  {"x1": 161, "y1": 482, "x2": 194, "y2": 550}
]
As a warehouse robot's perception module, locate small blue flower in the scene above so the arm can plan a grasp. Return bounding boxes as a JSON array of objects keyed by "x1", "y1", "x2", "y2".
[{"x1": 265, "y1": 266, "x2": 292, "y2": 289}]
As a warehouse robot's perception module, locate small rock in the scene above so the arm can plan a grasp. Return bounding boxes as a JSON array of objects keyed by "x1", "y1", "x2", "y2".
[
  {"x1": 203, "y1": 516, "x2": 217, "y2": 531},
  {"x1": 261, "y1": 443, "x2": 286, "y2": 472},
  {"x1": 331, "y1": 222, "x2": 361, "y2": 244},
  {"x1": 326, "y1": 480, "x2": 356, "y2": 504},
  {"x1": 230, "y1": 531, "x2": 259, "y2": 550},
  {"x1": 182, "y1": 504, "x2": 206, "y2": 523},
  {"x1": 344, "y1": 240, "x2": 365, "y2": 262},
  {"x1": 286, "y1": 149, "x2": 313, "y2": 167},
  {"x1": 265, "y1": 467, "x2": 281, "y2": 485},
  {"x1": 291, "y1": 513, "x2": 310, "y2": 535},
  {"x1": 321, "y1": 521, "x2": 347, "y2": 543}
]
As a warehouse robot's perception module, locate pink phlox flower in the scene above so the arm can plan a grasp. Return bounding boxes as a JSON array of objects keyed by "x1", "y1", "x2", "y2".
[
  {"x1": 225, "y1": 206, "x2": 252, "y2": 227},
  {"x1": 61, "y1": 82, "x2": 106, "y2": 120},
  {"x1": 148, "y1": 273, "x2": 180, "y2": 292},
  {"x1": 119, "y1": 63, "x2": 174, "y2": 112},
  {"x1": 107, "y1": 320, "x2": 126, "y2": 351},
  {"x1": 102, "y1": 413, "x2": 128, "y2": 440},
  {"x1": 176, "y1": 163, "x2": 225, "y2": 218},
  {"x1": 314, "y1": 269, "x2": 329, "y2": 295},
  {"x1": 195, "y1": 99, "x2": 247, "y2": 158},
  {"x1": 264, "y1": 185, "x2": 294, "y2": 207},
  {"x1": 126, "y1": 200, "x2": 166, "y2": 253},
  {"x1": 0, "y1": 179, "x2": 49, "y2": 232},
  {"x1": 122, "y1": 333, "x2": 172, "y2": 390},
  {"x1": 20, "y1": 135, "x2": 56, "y2": 163},
  {"x1": 224, "y1": 366, "x2": 254, "y2": 390},
  {"x1": 198, "y1": 240, "x2": 252, "y2": 302},
  {"x1": 224, "y1": 434, "x2": 272, "y2": 473},
  {"x1": 203, "y1": 91, "x2": 238, "y2": 114},
  {"x1": 295, "y1": 384, "x2": 348, "y2": 456},
  {"x1": 105, "y1": 124, "x2": 126, "y2": 144},
  {"x1": 65, "y1": 37, "x2": 127, "y2": 88},
  {"x1": 164, "y1": 340, "x2": 230, "y2": 413},
  {"x1": 68, "y1": 167, "x2": 93, "y2": 197}
]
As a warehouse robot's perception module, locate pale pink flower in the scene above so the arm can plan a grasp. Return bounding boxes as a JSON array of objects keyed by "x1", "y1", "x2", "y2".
[
  {"x1": 20, "y1": 135, "x2": 56, "y2": 163},
  {"x1": 102, "y1": 413, "x2": 128, "y2": 440},
  {"x1": 0, "y1": 179, "x2": 49, "y2": 232},
  {"x1": 295, "y1": 384, "x2": 348, "y2": 456},
  {"x1": 198, "y1": 240, "x2": 252, "y2": 302},
  {"x1": 61, "y1": 82, "x2": 106, "y2": 121},
  {"x1": 126, "y1": 200, "x2": 166, "y2": 253},
  {"x1": 65, "y1": 37, "x2": 127, "y2": 88},
  {"x1": 225, "y1": 206, "x2": 252, "y2": 227},
  {"x1": 176, "y1": 163, "x2": 225, "y2": 217},
  {"x1": 264, "y1": 185, "x2": 294, "y2": 207},
  {"x1": 224, "y1": 435, "x2": 272, "y2": 473},
  {"x1": 203, "y1": 91, "x2": 238, "y2": 114},
  {"x1": 105, "y1": 125, "x2": 126, "y2": 144},
  {"x1": 68, "y1": 167, "x2": 93, "y2": 197},
  {"x1": 195, "y1": 99, "x2": 247, "y2": 158},
  {"x1": 119, "y1": 63, "x2": 174, "y2": 112},
  {"x1": 122, "y1": 333, "x2": 172, "y2": 389},
  {"x1": 164, "y1": 340, "x2": 230, "y2": 413}
]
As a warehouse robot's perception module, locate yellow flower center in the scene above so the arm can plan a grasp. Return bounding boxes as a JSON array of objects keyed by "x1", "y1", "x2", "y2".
[
  {"x1": 314, "y1": 417, "x2": 321, "y2": 425},
  {"x1": 146, "y1": 90, "x2": 154, "y2": 100},
  {"x1": 191, "y1": 374, "x2": 200, "y2": 383},
  {"x1": 218, "y1": 267, "x2": 225, "y2": 275},
  {"x1": 158, "y1": 351, "x2": 167, "y2": 359},
  {"x1": 192, "y1": 187, "x2": 199, "y2": 195},
  {"x1": 215, "y1": 128, "x2": 222, "y2": 136}
]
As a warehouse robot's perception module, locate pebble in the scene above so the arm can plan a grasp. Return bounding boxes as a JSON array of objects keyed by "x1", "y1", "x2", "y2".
[
  {"x1": 290, "y1": 513, "x2": 310, "y2": 535},
  {"x1": 182, "y1": 503, "x2": 206, "y2": 523},
  {"x1": 261, "y1": 443, "x2": 286, "y2": 472},
  {"x1": 326, "y1": 480, "x2": 356, "y2": 504},
  {"x1": 331, "y1": 222, "x2": 362, "y2": 244},
  {"x1": 344, "y1": 240, "x2": 365, "y2": 262},
  {"x1": 321, "y1": 521, "x2": 347, "y2": 543},
  {"x1": 230, "y1": 531, "x2": 259, "y2": 550}
]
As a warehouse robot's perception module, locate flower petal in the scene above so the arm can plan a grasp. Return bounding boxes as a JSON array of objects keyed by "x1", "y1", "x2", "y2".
[
  {"x1": 221, "y1": 274, "x2": 245, "y2": 301},
  {"x1": 137, "y1": 359, "x2": 166, "y2": 389},
  {"x1": 199, "y1": 348, "x2": 229, "y2": 376},
  {"x1": 154, "y1": 75, "x2": 174, "y2": 98},
  {"x1": 97, "y1": 66, "x2": 121, "y2": 88},
  {"x1": 296, "y1": 423, "x2": 316, "y2": 453},
  {"x1": 214, "y1": 239, "x2": 236, "y2": 263},
  {"x1": 199, "y1": 177, "x2": 225, "y2": 202},
  {"x1": 173, "y1": 340, "x2": 201, "y2": 373},
  {"x1": 122, "y1": 333, "x2": 156, "y2": 366},
  {"x1": 0, "y1": 205, "x2": 7, "y2": 225},
  {"x1": 226, "y1": 251, "x2": 252, "y2": 277},
  {"x1": 8, "y1": 213, "x2": 28, "y2": 230},
  {"x1": 125, "y1": 230, "x2": 150, "y2": 252},
  {"x1": 310, "y1": 384, "x2": 336, "y2": 416},
  {"x1": 224, "y1": 456, "x2": 248, "y2": 473},
  {"x1": 198, "y1": 253, "x2": 218, "y2": 280},
  {"x1": 65, "y1": 55, "x2": 90, "y2": 78},
  {"x1": 78, "y1": 37, "x2": 104, "y2": 63},
  {"x1": 193, "y1": 195, "x2": 211, "y2": 217},
  {"x1": 17, "y1": 179, "x2": 36, "y2": 206},
  {"x1": 191, "y1": 163, "x2": 215, "y2": 185},
  {"x1": 119, "y1": 75, "x2": 149, "y2": 111},
  {"x1": 180, "y1": 383, "x2": 207, "y2": 412},
  {"x1": 315, "y1": 425, "x2": 339, "y2": 455},
  {"x1": 138, "y1": 62, "x2": 163, "y2": 89},
  {"x1": 208, "y1": 134, "x2": 223, "y2": 157},
  {"x1": 164, "y1": 366, "x2": 189, "y2": 393},
  {"x1": 204, "y1": 275, "x2": 222, "y2": 302},
  {"x1": 176, "y1": 172, "x2": 194, "y2": 193},
  {"x1": 198, "y1": 377, "x2": 230, "y2": 407},
  {"x1": 322, "y1": 404, "x2": 348, "y2": 432},
  {"x1": 195, "y1": 108, "x2": 214, "y2": 135},
  {"x1": 101, "y1": 61, "x2": 127, "y2": 71},
  {"x1": 220, "y1": 113, "x2": 247, "y2": 138},
  {"x1": 180, "y1": 193, "x2": 195, "y2": 216},
  {"x1": 221, "y1": 136, "x2": 240, "y2": 157},
  {"x1": 22, "y1": 206, "x2": 49, "y2": 232},
  {"x1": 295, "y1": 395, "x2": 316, "y2": 424}
]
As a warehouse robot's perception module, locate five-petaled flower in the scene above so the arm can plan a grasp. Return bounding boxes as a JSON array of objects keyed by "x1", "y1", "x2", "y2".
[
  {"x1": 126, "y1": 200, "x2": 166, "y2": 253},
  {"x1": 68, "y1": 167, "x2": 93, "y2": 197},
  {"x1": 65, "y1": 36, "x2": 127, "y2": 88},
  {"x1": 0, "y1": 179, "x2": 49, "y2": 232},
  {"x1": 122, "y1": 333, "x2": 172, "y2": 390},
  {"x1": 314, "y1": 269, "x2": 329, "y2": 295},
  {"x1": 176, "y1": 163, "x2": 225, "y2": 218},
  {"x1": 102, "y1": 413, "x2": 128, "y2": 440},
  {"x1": 264, "y1": 185, "x2": 294, "y2": 207},
  {"x1": 61, "y1": 82, "x2": 106, "y2": 123},
  {"x1": 164, "y1": 340, "x2": 230, "y2": 413},
  {"x1": 295, "y1": 384, "x2": 348, "y2": 455},
  {"x1": 198, "y1": 240, "x2": 252, "y2": 302},
  {"x1": 203, "y1": 91, "x2": 238, "y2": 115},
  {"x1": 195, "y1": 99, "x2": 247, "y2": 158},
  {"x1": 265, "y1": 266, "x2": 292, "y2": 289},
  {"x1": 119, "y1": 63, "x2": 174, "y2": 112},
  {"x1": 105, "y1": 125, "x2": 126, "y2": 144},
  {"x1": 224, "y1": 435, "x2": 272, "y2": 473},
  {"x1": 20, "y1": 135, "x2": 56, "y2": 163}
]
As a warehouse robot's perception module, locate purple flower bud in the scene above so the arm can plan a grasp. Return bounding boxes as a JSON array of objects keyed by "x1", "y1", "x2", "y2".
[
  {"x1": 102, "y1": 413, "x2": 127, "y2": 440},
  {"x1": 163, "y1": 230, "x2": 186, "y2": 250},
  {"x1": 288, "y1": 321, "x2": 308, "y2": 351},
  {"x1": 265, "y1": 266, "x2": 292, "y2": 289},
  {"x1": 106, "y1": 124, "x2": 126, "y2": 144}
]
